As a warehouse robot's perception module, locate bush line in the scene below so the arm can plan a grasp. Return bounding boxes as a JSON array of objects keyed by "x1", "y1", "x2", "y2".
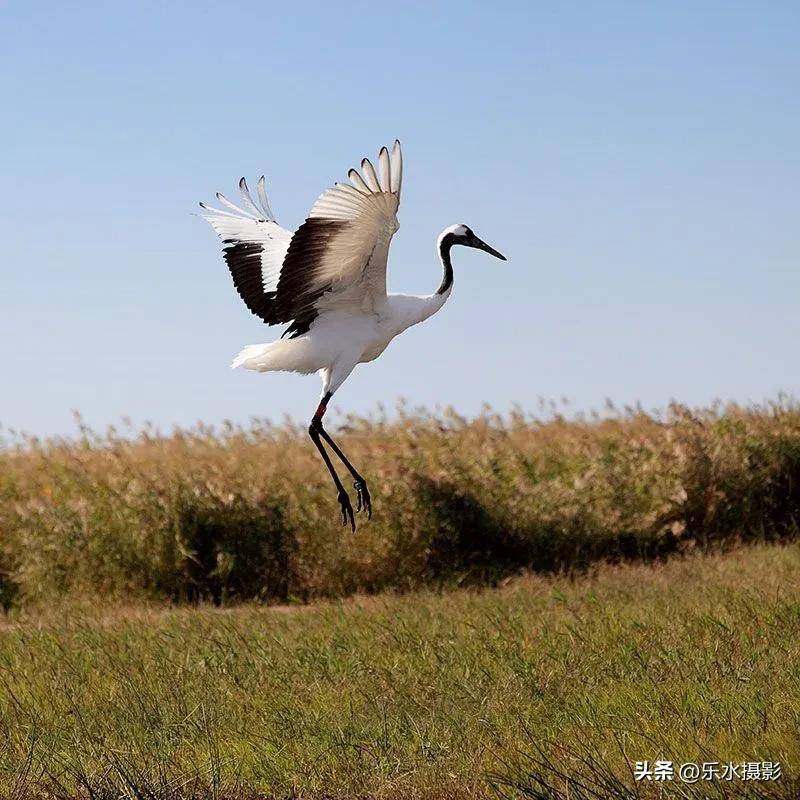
[{"x1": 1, "y1": 399, "x2": 798, "y2": 609}]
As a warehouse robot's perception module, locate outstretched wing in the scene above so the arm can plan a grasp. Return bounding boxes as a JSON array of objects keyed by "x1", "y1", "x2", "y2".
[
  {"x1": 272, "y1": 140, "x2": 403, "y2": 336},
  {"x1": 199, "y1": 177, "x2": 292, "y2": 324},
  {"x1": 199, "y1": 140, "x2": 403, "y2": 337}
]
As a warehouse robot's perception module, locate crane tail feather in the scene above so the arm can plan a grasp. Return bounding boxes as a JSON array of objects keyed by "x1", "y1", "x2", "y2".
[{"x1": 232, "y1": 340, "x2": 320, "y2": 374}]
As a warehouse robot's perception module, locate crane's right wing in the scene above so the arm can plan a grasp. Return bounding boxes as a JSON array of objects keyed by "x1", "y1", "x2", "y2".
[
  {"x1": 199, "y1": 177, "x2": 293, "y2": 324},
  {"x1": 271, "y1": 140, "x2": 403, "y2": 335}
]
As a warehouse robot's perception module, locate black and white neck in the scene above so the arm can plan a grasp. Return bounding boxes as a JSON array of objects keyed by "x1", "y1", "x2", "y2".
[
  {"x1": 436, "y1": 224, "x2": 469, "y2": 296},
  {"x1": 413, "y1": 223, "x2": 505, "y2": 328}
]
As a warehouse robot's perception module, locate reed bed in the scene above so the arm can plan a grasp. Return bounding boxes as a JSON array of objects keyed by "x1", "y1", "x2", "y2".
[{"x1": 1, "y1": 398, "x2": 798, "y2": 609}]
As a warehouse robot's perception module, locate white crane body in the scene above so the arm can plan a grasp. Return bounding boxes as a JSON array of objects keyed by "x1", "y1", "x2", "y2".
[{"x1": 232, "y1": 290, "x2": 450, "y2": 395}]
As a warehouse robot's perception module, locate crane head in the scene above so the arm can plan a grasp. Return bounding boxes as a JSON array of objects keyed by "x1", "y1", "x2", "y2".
[{"x1": 443, "y1": 224, "x2": 506, "y2": 261}]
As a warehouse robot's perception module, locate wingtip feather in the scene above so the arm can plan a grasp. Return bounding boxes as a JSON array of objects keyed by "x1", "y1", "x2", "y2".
[
  {"x1": 360, "y1": 158, "x2": 380, "y2": 191},
  {"x1": 238, "y1": 177, "x2": 265, "y2": 219},
  {"x1": 348, "y1": 168, "x2": 370, "y2": 193},
  {"x1": 378, "y1": 146, "x2": 391, "y2": 192},
  {"x1": 215, "y1": 191, "x2": 260, "y2": 219},
  {"x1": 256, "y1": 175, "x2": 275, "y2": 220},
  {"x1": 389, "y1": 139, "x2": 403, "y2": 195}
]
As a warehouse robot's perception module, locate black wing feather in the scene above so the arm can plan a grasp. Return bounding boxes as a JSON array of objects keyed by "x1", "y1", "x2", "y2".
[
  {"x1": 272, "y1": 218, "x2": 349, "y2": 336},
  {"x1": 222, "y1": 240, "x2": 277, "y2": 323}
]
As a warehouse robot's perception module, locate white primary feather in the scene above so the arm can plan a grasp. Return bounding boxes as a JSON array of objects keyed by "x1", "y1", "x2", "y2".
[
  {"x1": 214, "y1": 192, "x2": 260, "y2": 219},
  {"x1": 378, "y1": 146, "x2": 391, "y2": 192},
  {"x1": 198, "y1": 202, "x2": 246, "y2": 219},
  {"x1": 348, "y1": 168, "x2": 370, "y2": 193},
  {"x1": 360, "y1": 158, "x2": 380, "y2": 192},
  {"x1": 389, "y1": 139, "x2": 402, "y2": 194},
  {"x1": 238, "y1": 177, "x2": 265, "y2": 219},
  {"x1": 256, "y1": 176, "x2": 275, "y2": 220}
]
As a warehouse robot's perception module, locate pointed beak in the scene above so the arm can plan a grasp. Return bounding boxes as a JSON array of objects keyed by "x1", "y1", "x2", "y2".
[{"x1": 470, "y1": 235, "x2": 507, "y2": 261}]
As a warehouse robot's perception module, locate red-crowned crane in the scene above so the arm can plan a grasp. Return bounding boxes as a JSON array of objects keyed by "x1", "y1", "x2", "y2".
[{"x1": 199, "y1": 141, "x2": 506, "y2": 531}]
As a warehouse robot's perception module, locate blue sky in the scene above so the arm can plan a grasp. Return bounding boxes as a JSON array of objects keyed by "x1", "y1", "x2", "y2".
[{"x1": 1, "y1": 1, "x2": 798, "y2": 436}]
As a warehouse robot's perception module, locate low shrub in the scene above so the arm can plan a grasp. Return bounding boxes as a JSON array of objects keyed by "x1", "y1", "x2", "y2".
[{"x1": 1, "y1": 399, "x2": 798, "y2": 608}]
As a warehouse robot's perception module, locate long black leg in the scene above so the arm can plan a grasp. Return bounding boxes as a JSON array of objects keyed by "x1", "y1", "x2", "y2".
[
  {"x1": 308, "y1": 413, "x2": 355, "y2": 532},
  {"x1": 316, "y1": 424, "x2": 371, "y2": 518},
  {"x1": 308, "y1": 392, "x2": 371, "y2": 523}
]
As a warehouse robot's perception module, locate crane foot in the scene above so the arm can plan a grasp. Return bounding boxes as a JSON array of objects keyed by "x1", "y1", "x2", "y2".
[
  {"x1": 353, "y1": 478, "x2": 372, "y2": 518},
  {"x1": 337, "y1": 489, "x2": 355, "y2": 532}
]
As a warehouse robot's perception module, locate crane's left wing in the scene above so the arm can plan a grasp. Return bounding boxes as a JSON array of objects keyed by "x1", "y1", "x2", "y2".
[
  {"x1": 272, "y1": 140, "x2": 403, "y2": 336},
  {"x1": 199, "y1": 177, "x2": 293, "y2": 324}
]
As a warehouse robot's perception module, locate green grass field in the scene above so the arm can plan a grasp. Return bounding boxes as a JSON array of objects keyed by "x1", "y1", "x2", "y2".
[{"x1": 2, "y1": 543, "x2": 799, "y2": 799}]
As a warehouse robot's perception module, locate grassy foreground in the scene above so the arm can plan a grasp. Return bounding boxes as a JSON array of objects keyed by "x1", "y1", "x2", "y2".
[
  {"x1": 1, "y1": 543, "x2": 799, "y2": 799},
  {"x1": 1, "y1": 400, "x2": 799, "y2": 608}
]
